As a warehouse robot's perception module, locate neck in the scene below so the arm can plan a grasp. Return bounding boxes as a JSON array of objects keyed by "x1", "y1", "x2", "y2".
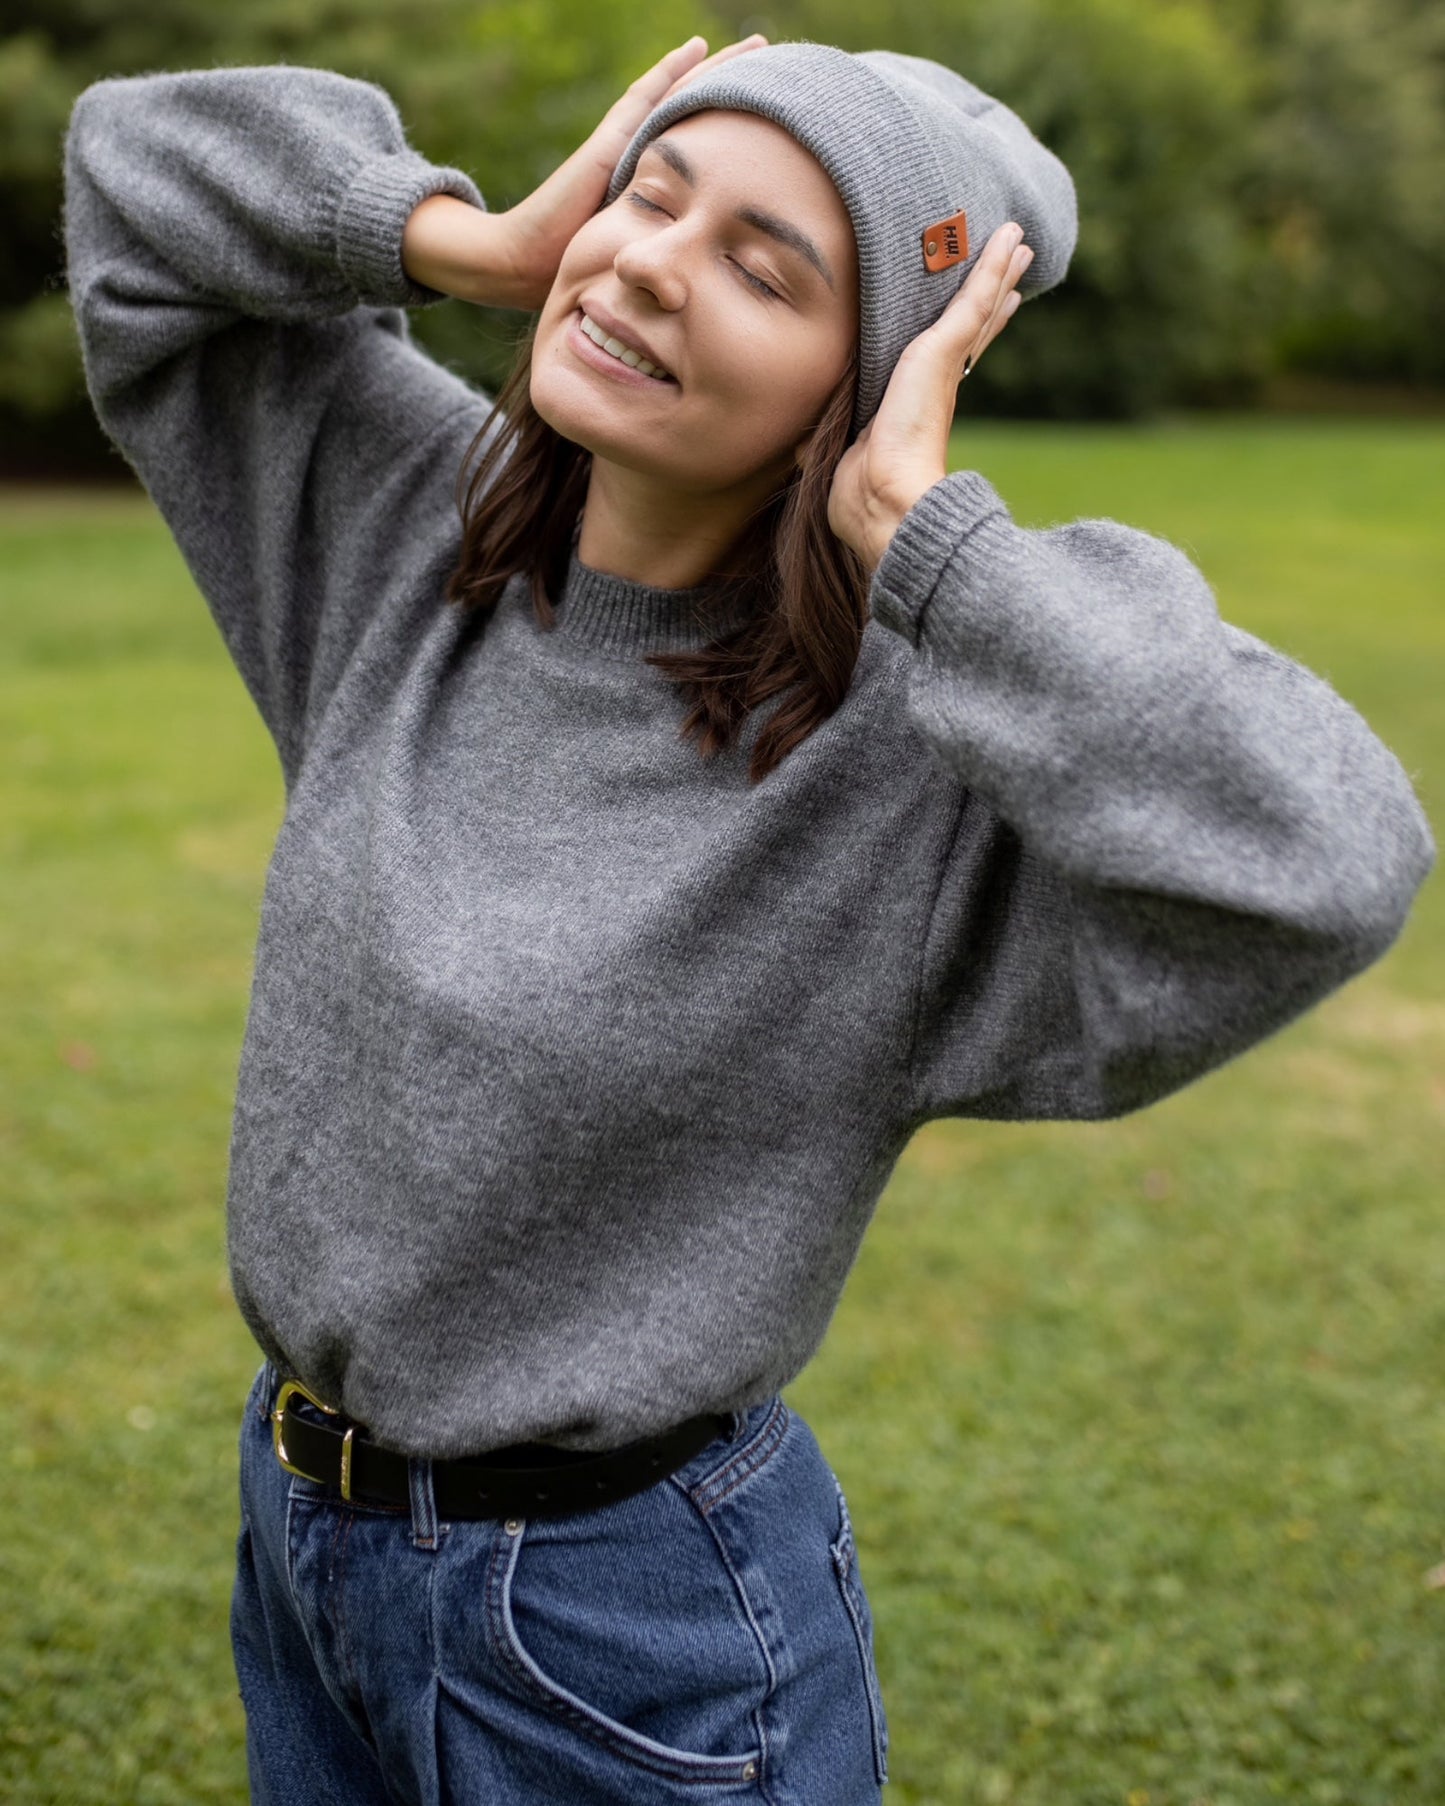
[{"x1": 575, "y1": 454, "x2": 789, "y2": 590}]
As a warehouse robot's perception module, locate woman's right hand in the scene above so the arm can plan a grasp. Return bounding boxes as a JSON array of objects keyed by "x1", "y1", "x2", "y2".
[
  {"x1": 402, "y1": 34, "x2": 768, "y2": 309},
  {"x1": 493, "y1": 33, "x2": 769, "y2": 310}
]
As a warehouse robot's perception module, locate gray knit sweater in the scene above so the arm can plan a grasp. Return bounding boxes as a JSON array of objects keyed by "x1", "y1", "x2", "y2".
[{"x1": 63, "y1": 65, "x2": 1435, "y2": 1458}]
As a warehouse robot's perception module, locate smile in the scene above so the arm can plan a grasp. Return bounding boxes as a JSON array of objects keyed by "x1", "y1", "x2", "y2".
[{"x1": 567, "y1": 310, "x2": 678, "y2": 388}]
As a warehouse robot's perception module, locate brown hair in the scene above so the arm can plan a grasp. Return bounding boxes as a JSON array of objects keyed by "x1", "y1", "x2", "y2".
[{"x1": 444, "y1": 316, "x2": 868, "y2": 786}]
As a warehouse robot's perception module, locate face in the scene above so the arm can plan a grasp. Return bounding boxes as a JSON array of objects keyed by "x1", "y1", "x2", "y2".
[{"x1": 530, "y1": 109, "x2": 859, "y2": 503}]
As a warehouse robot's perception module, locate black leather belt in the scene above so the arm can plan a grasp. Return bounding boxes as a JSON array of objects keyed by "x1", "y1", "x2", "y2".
[{"x1": 269, "y1": 1375, "x2": 737, "y2": 1521}]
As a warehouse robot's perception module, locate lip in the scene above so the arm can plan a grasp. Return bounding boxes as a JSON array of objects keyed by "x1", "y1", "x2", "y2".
[{"x1": 572, "y1": 301, "x2": 677, "y2": 384}]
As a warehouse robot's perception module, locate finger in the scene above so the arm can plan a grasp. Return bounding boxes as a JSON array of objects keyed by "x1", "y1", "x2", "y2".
[
  {"x1": 590, "y1": 36, "x2": 767, "y2": 171},
  {"x1": 589, "y1": 38, "x2": 710, "y2": 163},
  {"x1": 638, "y1": 36, "x2": 713, "y2": 102},
  {"x1": 662, "y1": 34, "x2": 769, "y2": 102},
  {"x1": 965, "y1": 246, "x2": 1032, "y2": 372},
  {"x1": 946, "y1": 237, "x2": 1029, "y2": 385},
  {"x1": 958, "y1": 227, "x2": 1028, "y2": 330},
  {"x1": 977, "y1": 245, "x2": 1032, "y2": 356},
  {"x1": 994, "y1": 243, "x2": 1033, "y2": 317},
  {"x1": 869, "y1": 228, "x2": 1025, "y2": 447},
  {"x1": 902, "y1": 224, "x2": 1026, "y2": 391}
]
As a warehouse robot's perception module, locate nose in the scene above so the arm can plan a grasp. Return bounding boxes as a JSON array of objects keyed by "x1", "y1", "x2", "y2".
[{"x1": 612, "y1": 216, "x2": 688, "y2": 310}]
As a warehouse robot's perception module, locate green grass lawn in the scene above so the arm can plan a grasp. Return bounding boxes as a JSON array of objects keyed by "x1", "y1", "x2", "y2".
[{"x1": 2, "y1": 416, "x2": 1441, "y2": 1805}]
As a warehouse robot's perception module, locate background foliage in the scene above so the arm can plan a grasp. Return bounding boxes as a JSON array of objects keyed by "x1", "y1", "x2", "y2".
[{"x1": 4, "y1": 0, "x2": 1444, "y2": 470}]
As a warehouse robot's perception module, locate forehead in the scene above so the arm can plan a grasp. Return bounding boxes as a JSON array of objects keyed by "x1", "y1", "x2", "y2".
[{"x1": 641, "y1": 110, "x2": 856, "y2": 265}]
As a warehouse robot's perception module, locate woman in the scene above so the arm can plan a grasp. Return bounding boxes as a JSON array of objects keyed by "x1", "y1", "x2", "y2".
[{"x1": 62, "y1": 33, "x2": 1433, "y2": 1806}]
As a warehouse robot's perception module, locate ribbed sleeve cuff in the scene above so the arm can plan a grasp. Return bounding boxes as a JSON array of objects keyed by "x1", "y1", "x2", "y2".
[
  {"x1": 334, "y1": 150, "x2": 488, "y2": 309},
  {"x1": 868, "y1": 467, "x2": 1013, "y2": 647}
]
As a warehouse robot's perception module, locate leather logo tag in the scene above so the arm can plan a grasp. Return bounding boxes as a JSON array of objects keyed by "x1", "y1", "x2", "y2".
[{"x1": 921, "y1": 209, "x2": 969, "y2": 273}]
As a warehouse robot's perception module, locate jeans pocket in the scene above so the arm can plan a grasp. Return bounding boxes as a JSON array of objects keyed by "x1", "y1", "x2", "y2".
[
  {"x1": 678, "y1": 1396, "x2": 792, "y2": 1513},
  {"x1": 828, "y1": 1477, "x2": 890, "y2": 1786},
  {"x1": 478, "y1": 1491, "x2": 768, "y2": 1788}
]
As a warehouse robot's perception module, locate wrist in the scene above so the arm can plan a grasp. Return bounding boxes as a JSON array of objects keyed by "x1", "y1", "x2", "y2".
[
  {"x1": 401, "y1": 195, "x2": 524, "y2": 308},
  {"x1": 864, "y1": 476, "x2": 938, "y2": 575}
]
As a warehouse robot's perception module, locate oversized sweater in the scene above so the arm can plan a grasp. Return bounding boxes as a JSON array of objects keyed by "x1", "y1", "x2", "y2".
[{"x1": 62, "y1": 65, "x2": 1436, "y2": 1458}]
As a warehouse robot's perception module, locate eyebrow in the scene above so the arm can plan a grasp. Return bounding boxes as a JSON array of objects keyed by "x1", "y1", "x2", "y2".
[{"x1": 638, "y1": 138, "x2": 837, "y2": 293}]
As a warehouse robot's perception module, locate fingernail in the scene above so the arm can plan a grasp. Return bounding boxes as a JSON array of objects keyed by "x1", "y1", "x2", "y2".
[{"x1": 1019, "y1": 246, "x2": 1034, "y2": 268}]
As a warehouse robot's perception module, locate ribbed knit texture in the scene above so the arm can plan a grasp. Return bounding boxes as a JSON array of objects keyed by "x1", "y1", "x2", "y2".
[
  {"x1": 603, "y1": 41, "x2": 1079, "y2": 438},
  {"x1": 64, "y1": 65, "x2": 1435, "y2": 1457},
  {"x1": 551, "y1": 544, "x2": 760, "y2": 657}
]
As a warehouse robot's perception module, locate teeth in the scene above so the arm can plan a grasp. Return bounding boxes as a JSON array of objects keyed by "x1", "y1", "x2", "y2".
[{"x1": 580, "y1": 312, "x2": 671, "y2": 380}]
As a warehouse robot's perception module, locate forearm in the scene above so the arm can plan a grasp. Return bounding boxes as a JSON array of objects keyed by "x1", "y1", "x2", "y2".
[
  {"x1": 64, "y1": 67, "x2": 487, "y2": 405},
  {"x1": 887, "y1": 472, "x2": 1436, "y2": 1126},
  {"x1": 402, "y1": 194, "x2": 526, "y2": 308},
  {"x1": 62, "y1": 64, "x2": 492, "y2": 787},
  {"x1": 870, "y1": 469, "x2": 1435, "y2": 949}
]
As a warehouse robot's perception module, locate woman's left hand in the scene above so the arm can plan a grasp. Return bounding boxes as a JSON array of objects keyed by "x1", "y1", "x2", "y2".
[{"x1": 826, "y1": 222, "x2": 1035, "y2": 578}]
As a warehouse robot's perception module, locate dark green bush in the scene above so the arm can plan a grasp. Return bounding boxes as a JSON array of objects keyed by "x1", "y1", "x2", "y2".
[{"x1": 8, "y1": 0, "x2": 1443, "y2": 466}]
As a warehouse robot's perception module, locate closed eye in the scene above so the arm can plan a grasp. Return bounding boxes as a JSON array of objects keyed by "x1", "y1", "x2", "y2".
[{"x1": 626, "y1": 191, "x2": 783, "y2": 301}]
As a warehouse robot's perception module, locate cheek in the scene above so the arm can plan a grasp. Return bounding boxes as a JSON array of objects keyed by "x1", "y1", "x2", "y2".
[
  {"x1": 542, "y1": 228, "x2": 603, "y2": 317},
  {"x1": 559, "y1": 214, "x2": 627, "y2": 278},
  {"x1": 703, "y1": 329, "x2": 837, "y2": 432}
]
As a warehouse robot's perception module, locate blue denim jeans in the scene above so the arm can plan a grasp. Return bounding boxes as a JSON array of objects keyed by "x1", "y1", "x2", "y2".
[{"x1": 232, "y1": 1361, "x2": 890, "y2": 1803}]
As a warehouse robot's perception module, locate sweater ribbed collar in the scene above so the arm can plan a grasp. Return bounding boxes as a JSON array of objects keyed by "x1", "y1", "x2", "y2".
[{"x1": 545, "y1": 519, "x2": 761, "y2": 660}]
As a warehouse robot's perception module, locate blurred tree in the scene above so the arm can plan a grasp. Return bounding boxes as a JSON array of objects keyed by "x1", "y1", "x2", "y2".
[
  {"x1": 3, "y1": 0, "x2": 725, "y2": 472},
  {"x1": 714, "y1": 0, "x2": 1281, "y2": 418},
  {"x1": 6, "y1": 0, "x2": 1442, "y2": 466},
  {"x1": 1206, "y1": 0, "x2": 1445, "y2": 384}
]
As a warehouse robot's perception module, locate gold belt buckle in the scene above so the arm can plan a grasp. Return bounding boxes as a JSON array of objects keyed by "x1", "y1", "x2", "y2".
[{"x1": 272, "y1": 1377, "x2": 359, "y2": 1499}]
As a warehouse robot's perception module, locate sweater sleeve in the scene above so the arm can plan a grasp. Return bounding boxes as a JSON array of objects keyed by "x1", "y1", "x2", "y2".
[
  {"x1": 62, "y1": 64, "x2": 498, "y2": 783},
  {"x1": 868, "y1": 468, "x2": 1437, "y2": 1123}
]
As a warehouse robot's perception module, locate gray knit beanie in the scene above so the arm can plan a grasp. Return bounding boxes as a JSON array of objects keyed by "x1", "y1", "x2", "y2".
[{"x1": 603, "y1": 40, "x2": 1078, "y2": 442}]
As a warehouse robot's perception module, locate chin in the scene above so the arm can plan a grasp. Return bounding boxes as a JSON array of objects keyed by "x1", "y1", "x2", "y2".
[
  {"x1": 530, "y1": 376, "x2": 633, "y2": 465},
  {"x1": 528, "y1": 367, "x2": 679, "y2": 480},
  {"x1": 529, "y1": 328, "x2": 627, "y2": 450}
]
